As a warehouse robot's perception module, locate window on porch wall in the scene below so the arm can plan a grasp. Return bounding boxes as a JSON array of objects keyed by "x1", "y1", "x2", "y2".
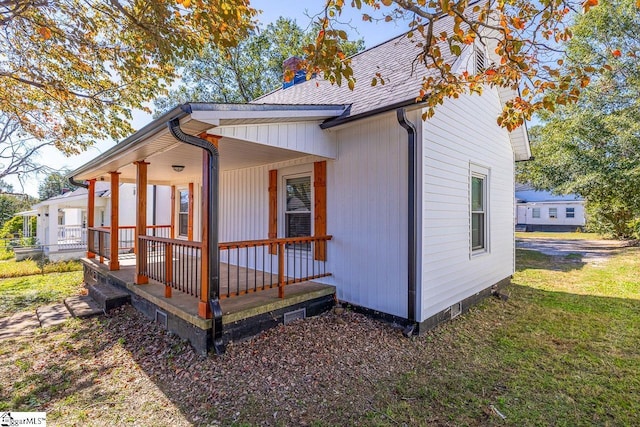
[
  {"x1": 285, "y1": 176, "x2": 311, "y2": 250},
  {"x1": 178, "y1": 189, "x2": 189, "y2": 237}
]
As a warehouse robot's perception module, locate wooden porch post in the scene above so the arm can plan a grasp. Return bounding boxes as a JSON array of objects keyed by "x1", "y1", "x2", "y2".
[
  {"x1": 109, "y1": 172, "x2": 120, "y2": 271},
  {"x1": 134, "y1": 161, "x2": 149, "y2": 284},
  {"x1": 268, "y1": 169, "x2": 278, "y2": 254},
  {"x1": 86, "y1": 179, "x2": 96, "y2": 258},
  {"x1": 314, "y1": 161, "x2": 327, "y2": 260},
  {"x1": 198, "y1": 133, "x2": 221, "y2": 319}
]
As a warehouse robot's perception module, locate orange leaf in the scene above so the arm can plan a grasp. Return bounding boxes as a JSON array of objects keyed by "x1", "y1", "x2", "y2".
[
  {"x1": 612, "y1": 49, "x2": 621, "y2": 57},
  {"x1": 38, "y1": 26, "x2": 52, "y2": 40},
  {"x1": 583, "y1": 0, "x2": 598, "y2": 11}
]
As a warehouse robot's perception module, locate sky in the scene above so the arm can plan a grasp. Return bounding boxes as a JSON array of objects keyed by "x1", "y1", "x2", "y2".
[{"x1": 10, "y1": 1, "x2": 409, "y2": 197}]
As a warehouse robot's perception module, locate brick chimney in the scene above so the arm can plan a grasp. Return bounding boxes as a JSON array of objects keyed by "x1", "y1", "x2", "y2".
[{"x1": 282, "y1": 56, "x2": 307, "y2": 89}]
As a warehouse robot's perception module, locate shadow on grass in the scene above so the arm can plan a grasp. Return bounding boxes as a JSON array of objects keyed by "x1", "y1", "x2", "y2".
[{"x1": 3, "y1": 257, "x2": 639, "y2": 425}]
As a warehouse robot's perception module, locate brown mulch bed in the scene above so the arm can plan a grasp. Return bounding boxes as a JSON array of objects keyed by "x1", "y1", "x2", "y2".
[{"x1": 0, "y1": 305, "x2": 438, "y2": 426}]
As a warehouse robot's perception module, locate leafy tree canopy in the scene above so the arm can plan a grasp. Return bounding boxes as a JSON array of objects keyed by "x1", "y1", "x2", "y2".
[
  {"x1": 305, "y1": 0, "x2": 635, "y2": 130},
  {"x1": 517, "y1": 0, "x2": 640, "y2": 238},
  {"x1": 154, "y1": 17, "x2": 365, "y2": 114},
  {"x1": 0, "y1": 194, "x2": 33, "y2": 229},
  {"x1": 2, "y1": 0, "x2": 633, "y2": 157},
  {"x1": 0, "y1": 0, "x2": 257, "y2": 155},
  {"x1": 38, "y1": 171, "x2": 77, "y2": 201}
]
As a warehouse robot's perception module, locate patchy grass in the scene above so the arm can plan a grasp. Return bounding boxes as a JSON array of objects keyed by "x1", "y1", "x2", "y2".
[
  {"x1": 0, "y1": 246, "x2": 13, "y2": 261},
  {"x1": 0, "y1": 246, "x2": 638, "y2": 425},
  {"x1": 516, "y1": 231, "x2": 603, "y2": 240},
  {"x1": 0, "y1": 272, "x2": 84, "y2": 317},
  {"x1": 0, "y1": 259, "x2": 82, "y2": 279}
]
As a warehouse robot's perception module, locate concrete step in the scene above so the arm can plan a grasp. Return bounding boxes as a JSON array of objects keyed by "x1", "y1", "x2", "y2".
[
  {"x1": 65, "y1": 295, "x2": 103, "y2": 318},
  {"x1": 87, "y1": 282, "x2": 130, "y2": 311},
  {"x1": 36, "y1": 303, "x2": 72, "y2": 328}
]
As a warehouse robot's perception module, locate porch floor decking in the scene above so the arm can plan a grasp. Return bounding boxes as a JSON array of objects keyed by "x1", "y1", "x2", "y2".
[{"x1": 83, "y1": 256, "x2": 335, "y2": 329}]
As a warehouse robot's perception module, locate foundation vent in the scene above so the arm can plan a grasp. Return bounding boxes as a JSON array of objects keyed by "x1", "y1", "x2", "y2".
[
  {"x1": 283, "y1": 308, "x2": 306, "y2": 325},
  {"x1": 155, "y1": 309, "x2": 168, "y2": 329},
  {"x1": 450, "y1": 302, "x2": 463, "y2": 319}
]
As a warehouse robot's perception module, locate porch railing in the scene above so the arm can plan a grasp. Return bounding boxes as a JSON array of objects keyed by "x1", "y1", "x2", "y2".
[
  {"x1": 219, "y1": 235, "x2": 333, "y2": 299},
  {"x1": 87, "y1": 227, "x2": 111, "y2": 260},
  {"x1": 138, "y1": 236, "x2": 202, "y2": 297},
  {"x1": 118, "y1": 225, "x2": 172, "y2": 252},
  {"x1": 136, "y1": 235, "x2": 332, "y2": 302},
  {"x1": 57, "y1": 225, "x2": 87, "y2": 249}
]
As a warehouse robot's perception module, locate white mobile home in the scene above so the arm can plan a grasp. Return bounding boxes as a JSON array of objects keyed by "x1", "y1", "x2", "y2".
[
  {"x1": 69, "y1": 11, "x2": 530, "y2": 353},
  {"x1": 515, "y1": 184, "x2": 586, "y2": 232}
]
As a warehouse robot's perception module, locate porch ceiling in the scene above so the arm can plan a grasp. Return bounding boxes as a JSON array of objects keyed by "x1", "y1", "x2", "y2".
[
  {"x1": 70, "y1": 103, "x2": 348, "y2": 184},
  {"x1": 112, "y1": 136, "x2": 310, "y2": 185}
]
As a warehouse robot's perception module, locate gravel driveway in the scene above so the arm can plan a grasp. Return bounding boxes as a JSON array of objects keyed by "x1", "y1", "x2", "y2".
[{"x1": 515, "y1": 238, "x2": 629, "y2": 263}]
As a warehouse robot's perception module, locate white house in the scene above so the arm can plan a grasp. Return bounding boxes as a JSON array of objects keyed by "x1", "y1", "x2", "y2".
[
  {"x1": 515, "y1": 184, "x2": 586, "y2": 232},
  {"x1": 68, "y1": 9, "x2": 531, "y2": 354},
  {"x1": 32, "y1": 183, "x2": 171, "y2": 261}
]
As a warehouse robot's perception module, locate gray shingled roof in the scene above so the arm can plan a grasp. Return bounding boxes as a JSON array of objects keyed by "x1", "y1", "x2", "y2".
[{"x1": 253, "y1": 13, "x2": 461, "y2": 118}]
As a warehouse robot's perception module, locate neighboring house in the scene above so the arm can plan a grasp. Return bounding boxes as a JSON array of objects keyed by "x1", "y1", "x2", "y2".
[
  {"x1": 515, "y1": 183, "x2": 586, "y2": 232},
  {"x1": 68, "y1": 9, "x2": 530, "y2": 354},
  {"x1": 30, "y1": 183, "x2": 171, "y2": 261}
]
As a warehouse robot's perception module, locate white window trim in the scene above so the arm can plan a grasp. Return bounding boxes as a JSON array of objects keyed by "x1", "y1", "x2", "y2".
[
  {"x1": 176, "y1": 187, "x2": 189, "y2": 239},
  {"x1": 549, "y1": 207, "x2": 558, "y2": 219},
  {"x1": 469, "y1": 163, "x2": 490, "y2": 257},
  {"x1": 279, "y1": 165, "x2": 314, "y2": 254}
]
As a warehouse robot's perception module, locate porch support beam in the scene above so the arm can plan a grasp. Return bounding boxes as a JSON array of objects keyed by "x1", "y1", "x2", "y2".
[
  {"x1": 87, "y1": 179, "x2": 96, "y2": 258},
  {"x1": 169, "y1": 121, "x2": 223, "y2": 354},
  {"x1": 134, "y1": 161, "x2": 149, "y2": 284},
  {"x1": 109, "y1": 171, "x2": 120, "y2": 271}
]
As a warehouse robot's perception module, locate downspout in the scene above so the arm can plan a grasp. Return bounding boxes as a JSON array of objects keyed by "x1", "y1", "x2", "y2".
[
  {"x1": 167, "y1": 119, "x2": 224, "y2": 355},
  {"x1": 396, "y1": 108, "x2": 418, "y2": 337},
  {"x1": 68, "y1": 177, "x2": 88, "y2": 189}
]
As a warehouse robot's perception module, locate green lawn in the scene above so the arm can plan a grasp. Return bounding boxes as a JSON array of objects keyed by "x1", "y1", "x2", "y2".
[
  {"x1": 0, "y1": 259, "x2": 82, "y2": 279},
  {"x1": 0, "y1": 271, "x2": 84, "y2": 317},
  {"x1": 369, "y1": 247, "x2": 640, "y2": 425},
  {"x1": 0, "y1": 246, "x2": 638, "y2": 425},
  {"x1": 516, "y1": 231, "x2": 604, "y2": 240}
]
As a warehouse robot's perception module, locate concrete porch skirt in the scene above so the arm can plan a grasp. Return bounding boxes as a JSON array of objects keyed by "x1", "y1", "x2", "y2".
[{"x1": 81, "y1": 258, "x2": 335, "y2": 355}]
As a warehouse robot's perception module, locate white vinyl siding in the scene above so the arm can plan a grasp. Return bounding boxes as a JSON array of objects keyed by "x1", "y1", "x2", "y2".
[{"x1": 421, "y1": 89, "x2": 515, "y2": 322}]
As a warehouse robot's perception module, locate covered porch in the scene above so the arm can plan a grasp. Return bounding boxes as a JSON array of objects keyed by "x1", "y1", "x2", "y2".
[{"x1": 70, "y1": 103, "x2": 346, "y2": 353}]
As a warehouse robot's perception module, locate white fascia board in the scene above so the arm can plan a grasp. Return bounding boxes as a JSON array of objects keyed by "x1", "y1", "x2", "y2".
[{"x1": 190, "y1": 108, "x2": 347, "y2": 123}]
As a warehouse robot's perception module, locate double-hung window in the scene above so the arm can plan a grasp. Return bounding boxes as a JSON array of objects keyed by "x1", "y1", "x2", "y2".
[
  {"x1": 532, "y1": 208, "x2": 541, "y2": 218},
  {"x1": 566, "y1": 207, "x2": 575, "y2": 218},
  {"x1": 470, "y1": 167, "x2": 488, "y2": 253},
  {"x1": 549, "y1": 208, "x2": 558, "y2": 219},
  {"x1": 178, "y1": 189, "x2": 189, "y2": 237},
  {"x1": 285, "y1": 176, "x2": 312, "y2": 247}
]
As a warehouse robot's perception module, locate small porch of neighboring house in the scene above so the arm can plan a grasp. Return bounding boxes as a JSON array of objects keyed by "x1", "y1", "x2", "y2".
[{"x1": 71, "y1": 103, "x2": 346, "y2": 354}]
